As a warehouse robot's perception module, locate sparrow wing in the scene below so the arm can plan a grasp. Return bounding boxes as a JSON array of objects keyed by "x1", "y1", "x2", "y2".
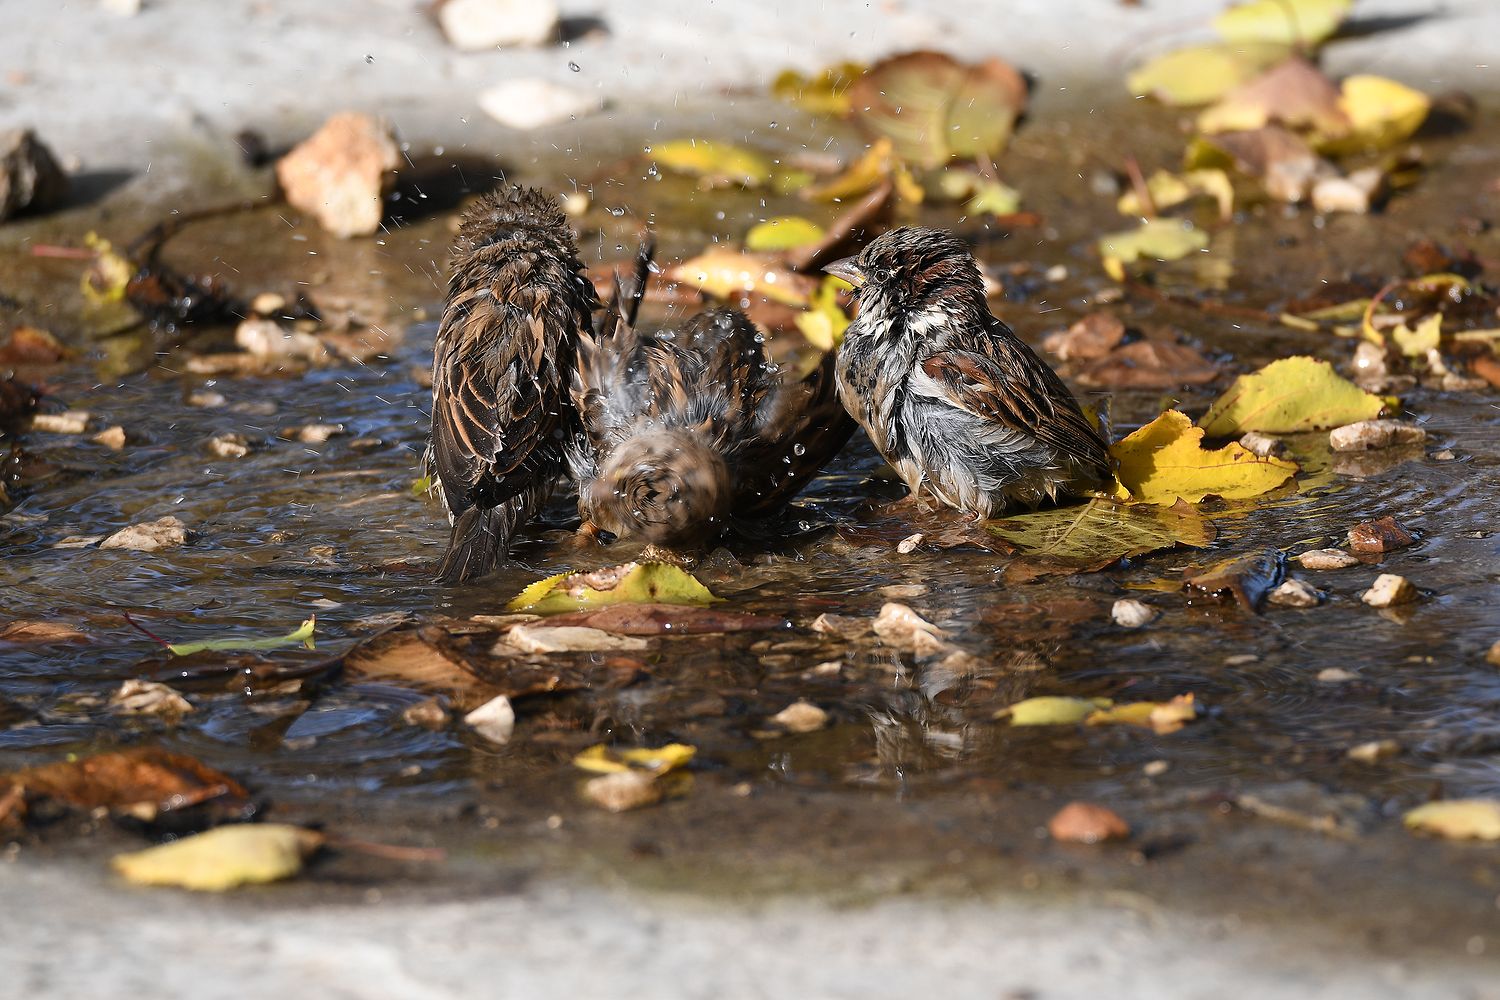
[
  {"x1": 430, "y1": 282, "x2": 570, "y2": 512},
  {"x1": 919, "y1": 318, "x2": 1112, "y2": 479}
]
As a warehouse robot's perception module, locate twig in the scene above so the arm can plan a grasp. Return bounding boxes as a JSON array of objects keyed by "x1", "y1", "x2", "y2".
[
  {"x1": 1123, "y1": 155, "x2": 1157, "y2": 218},
  {"x1": 122, "y1": 611, "x2": 173, "y2": 648}
]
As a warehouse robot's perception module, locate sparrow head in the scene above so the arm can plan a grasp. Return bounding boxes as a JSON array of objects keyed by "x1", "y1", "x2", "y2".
[
  {"x1": 824, "y1": 227, "x2": 986, "y2": 336},
  {"x1": 589, "y1": 430, "x2": 731, "y2": 549},
  {"x1": 450, "y1": 186, "x2": 595, "y2": 304}
]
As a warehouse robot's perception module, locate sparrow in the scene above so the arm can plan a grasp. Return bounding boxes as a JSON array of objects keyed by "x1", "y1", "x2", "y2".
[
  {"x1": 426, "y1": 186, "x2": 598, "y2": 583},
  {"x1": 825, "y1": 227, "x2": 1111, "y2": 516},
  {"x1": 567, "y1": 241, "x2": 854, "y2": 550}
]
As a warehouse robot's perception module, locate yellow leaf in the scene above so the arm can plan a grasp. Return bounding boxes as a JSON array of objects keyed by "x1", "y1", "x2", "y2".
[
  {"x1": 794, "y1": 276, "x2": 852, "y2": 351},
  {"x1": 81, "y1": 232, "x2": 134, "y2": 306},
  {"x1": 1087, "y1": 694, "x2": 1198, "y2": 734},
  {"x1": 652, "y1": 140, "x2": 773, "y2": 188},
  {"x1": 803, "y1": 139, "x2": 924, "y2": 206},
  {"x1": 1126, "y1": 43, "x2": 1289, "y2": 107},
  {"x1": 1316, "y1": 76, "x2": 1430, "y2": 156},
  {"x1": 1116, "y1": 169, "x2": 1234, "y2": 220},
  {"x1": 112, "y1": 824, "x2": 323, "y2": 891},
  {"x1": 507, "y1": 562, "x2": 720, "y2": 614},
  {"x1": 770, "y1": 62, "x2": 866, "y2": 116},
  {"x1": 665, "y1": 250, "x2": 813, "y2": 307},
  {"x1": 937, "y1": 173, "x2": 1022, "y2": 216},
  {"x1": 999, "y1": 696, "x2": 1113, "y2": 726},
  {"x1": 1404, "y1": 799, "x2": 1500, "y2": 841},
  {"x1": 1198, "y1": 356, "x2": 1385, "y2": 435},
  {"x1": 1213, "y1": 0, "x2": 1351, "y2": 47},
  {"x1": 1390, "y1": 312, "x2": 1441, "y2": 357},
  {"x1": 745, "y1": 216, "x2": 826, "y2": 253},
  {"x1": 573, "y1": 743, "x2": 697, "y2": 775},
  {"x1": 1112, "y1": 410, "x2": 1298, "y2": 505},
  {"x1": 987, "y1": 499, "x2": 1216, "y2": 569},
  {"x1": 1098, "y1": 219, "x2": 1209, "y2": 278}
]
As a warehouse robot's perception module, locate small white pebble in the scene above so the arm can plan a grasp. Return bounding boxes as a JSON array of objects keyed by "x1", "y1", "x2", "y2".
[
  {"x1": 1298, "y1": 548, "x2": 1360, "y2": 570},
  {"x1": 1318, "y1": 667, "x2": 1360, "y2": 683},
  {"x1": 1268, "y1": 579, "x2": 1322, "y2": 608},
  {"x1": 1362, "y1": 573, "x2": 1416, "y2": 608},
  {"x1": 463, "y1": 694, "x2": 515, "y2": 744},
  {"x1": 1329, "y1": 419, "x2": 1427, "y2": 452},
  {"x1": 1111, "y1": 598, "x2": 1157, "y2": 628},
  {"x1": 1238, "y1": 431, "x2": 1286, "y2": 458},
  {"x1": 771, "y1": 700, "x2": 829, "y2": 733},
  {"x1": 1347, "y1": 739, "x2": 1401, "y2": 764},
  {"x1": 896, "y1": 532, "x2": 924, "y2": 554}
]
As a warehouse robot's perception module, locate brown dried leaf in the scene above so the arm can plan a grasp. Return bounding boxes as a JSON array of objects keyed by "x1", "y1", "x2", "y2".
[{"x1": 1183, "y1": 548, "x2": 1286, "y2": 611}]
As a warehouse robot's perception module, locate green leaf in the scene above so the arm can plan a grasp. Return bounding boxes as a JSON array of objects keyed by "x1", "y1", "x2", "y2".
[
  {"x1": 651, "y1": 140, "x2": 773, "y2": 188},
  {"x1": 112, "y1": 824, "x2": 324, "y2": 891},
  {"x1": 847, "y1": 52, "x2": 1027, "y2": 169},
  {"x1": 1198, "y1": 356, "x2": 1385, "y2": 435},
  {"x1": 508, "y1": 562, "x2": 720, "y2": 614},
  {"x1": 1213, "y1": 0, "x2": 1352, "y2": 48},
  {"x1": 987, "y1": 499, "x2": 1216, "y2": 570},
  {"x1": 745, "y1": 216, "x2": 826, "y2": 253},
  {"x1": 1112, "y1": 409, "x2": 1298, "y2": 505},
  {"x1": 1126, "y1": 42, "x2": 1289, "y2": 107},
  {"x1": 167, "y1": 617, "x2": 317, "y2": 657}
]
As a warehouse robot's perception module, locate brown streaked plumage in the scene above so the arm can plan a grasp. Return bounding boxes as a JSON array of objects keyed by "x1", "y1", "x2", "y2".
[
  {"x1": 567, "y1": 241, "x2": 854, "y2": 549},
  {"x1": 826, "y1": 227, "x2": 1111, "y2": 516},
  {"x1": 426, "y1": 186, "x2": 597, "y2": 582}
]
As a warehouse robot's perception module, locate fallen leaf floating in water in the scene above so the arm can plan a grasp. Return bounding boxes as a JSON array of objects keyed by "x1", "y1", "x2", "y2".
[
  {"x1": 573, "y1": 743, "x2": 696, "y2": 775},
  {"x1": 130, "y1": 616, "x2": 317, "y2": 657},
  {"x1": 1316, "y1": 75, "x2": 1431, "y2": 155},
  {"x1": 1403, "y1": 800, "x2": 1500, "y2": 841},
  {"x1": 113, "y1": 824, "x2": 325, "y2": 891},
  {"x1": 1097, "y1": 219, "x2": 1209, "y2": 282},
  {"x1": 665, "y1": 250, "x2": 816, "y2": 307},
  {"x1": 744, "y1": 216, "x2": 826, "y2": 253},
  {"x1": 1111, "y1": 409, "x2": 1298, "y2": 505},
  {"x1": 509, "y1": 563, "x2": 718, "y2": 614},
  {"x1": 0, "y1": 620, "x2": 88, "y2": 644},
  {"x1": 795, "y1": 275, "x2": 853, "y2": 351},
  {"x1": 846, "y1": 51, "x2": 1027, "y2": 169},
  {"x1": 802, "y1": 138, "x2": 922, "y2": 205},
  {"x1": 1213, "y1": 0, "x2": 1352, "y2": 48},
  {"x1": 0, "y1": 748, "x2": 252, "y2": 828},
  {"x1": 1197, "y1": 356, "x2": 1385, "y2": 436},
  {"x1": 770, "y1": 61, "x2": 867, "y2": 116},
  {"x1": 1087, "y1": 694, "x2": 1199, "y2": 734},
  {"x1": 1127, "y1": 43, "x2": 1290, "y2": 107},
  {"x1": 999, "y1": 696, "x2": 1113, "y2": 726},
  {"x1": 1116, "y1": 168, "x2": 1234, "y2": 220},
  {"x1": 987, "y1": 499, "x2": 1216, "y2": 572},
  {"x1": 651, "y1": 139, "x2": 773, "y2": 188},
  {"x1": 1197, "y1": 56, "x2": 1348, "y2": 137}
]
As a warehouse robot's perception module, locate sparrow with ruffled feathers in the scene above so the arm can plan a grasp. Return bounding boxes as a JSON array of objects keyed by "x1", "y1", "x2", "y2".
[
  {"x1": 825, "y1": 227, "x2": 1111, "y2": 516},
  {"x1": 426, "y1": 186, "x2": 598, "y2": 582},
  {"x1": 568, "y1": 240, "x2": 854, "y2": 550}
]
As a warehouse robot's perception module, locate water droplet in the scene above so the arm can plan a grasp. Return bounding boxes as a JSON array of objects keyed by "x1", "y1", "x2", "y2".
[
  {"x1": 568, "y1": 61, "x2": 581, "y2": 72},
  {"x1": 793, "y1": 443, "x2": 806, "y2": 456}
]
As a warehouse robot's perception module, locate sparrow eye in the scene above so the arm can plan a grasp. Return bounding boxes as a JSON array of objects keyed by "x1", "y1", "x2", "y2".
[{"x1": 874, "y1": 268, "x2": 892, "y2": 283}]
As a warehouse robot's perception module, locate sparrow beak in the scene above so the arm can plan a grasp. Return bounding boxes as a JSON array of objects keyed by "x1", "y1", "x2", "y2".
[{"x1": 823, "y1": 256, "x2": 867, "y2": 288}]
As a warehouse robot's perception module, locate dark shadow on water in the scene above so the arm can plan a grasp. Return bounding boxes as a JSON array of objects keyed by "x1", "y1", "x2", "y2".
[{"x1": 386, "y1": 154, "x2": 510, "y2": 227}]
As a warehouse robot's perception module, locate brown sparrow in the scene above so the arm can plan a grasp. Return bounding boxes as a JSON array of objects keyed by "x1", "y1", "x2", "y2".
[
  {"x1": 826, "y1": 227, "x2": 1111, "y2": 516},
  {"x1": 426, "y1": 186, "x2": 597, "y2": 582},
  {"x1": 568, "y1": 242, "x2": 853, "y2": 549}
]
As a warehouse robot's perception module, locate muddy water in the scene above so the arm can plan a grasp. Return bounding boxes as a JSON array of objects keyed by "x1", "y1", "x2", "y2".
[{"x1": 3, "y1": 98, "x2": 1500, "y2": 949}]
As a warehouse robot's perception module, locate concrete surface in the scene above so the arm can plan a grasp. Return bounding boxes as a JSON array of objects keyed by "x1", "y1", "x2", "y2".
[{"x1": 2, "y1": 0, "x2": 1497, "y2": 168}]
